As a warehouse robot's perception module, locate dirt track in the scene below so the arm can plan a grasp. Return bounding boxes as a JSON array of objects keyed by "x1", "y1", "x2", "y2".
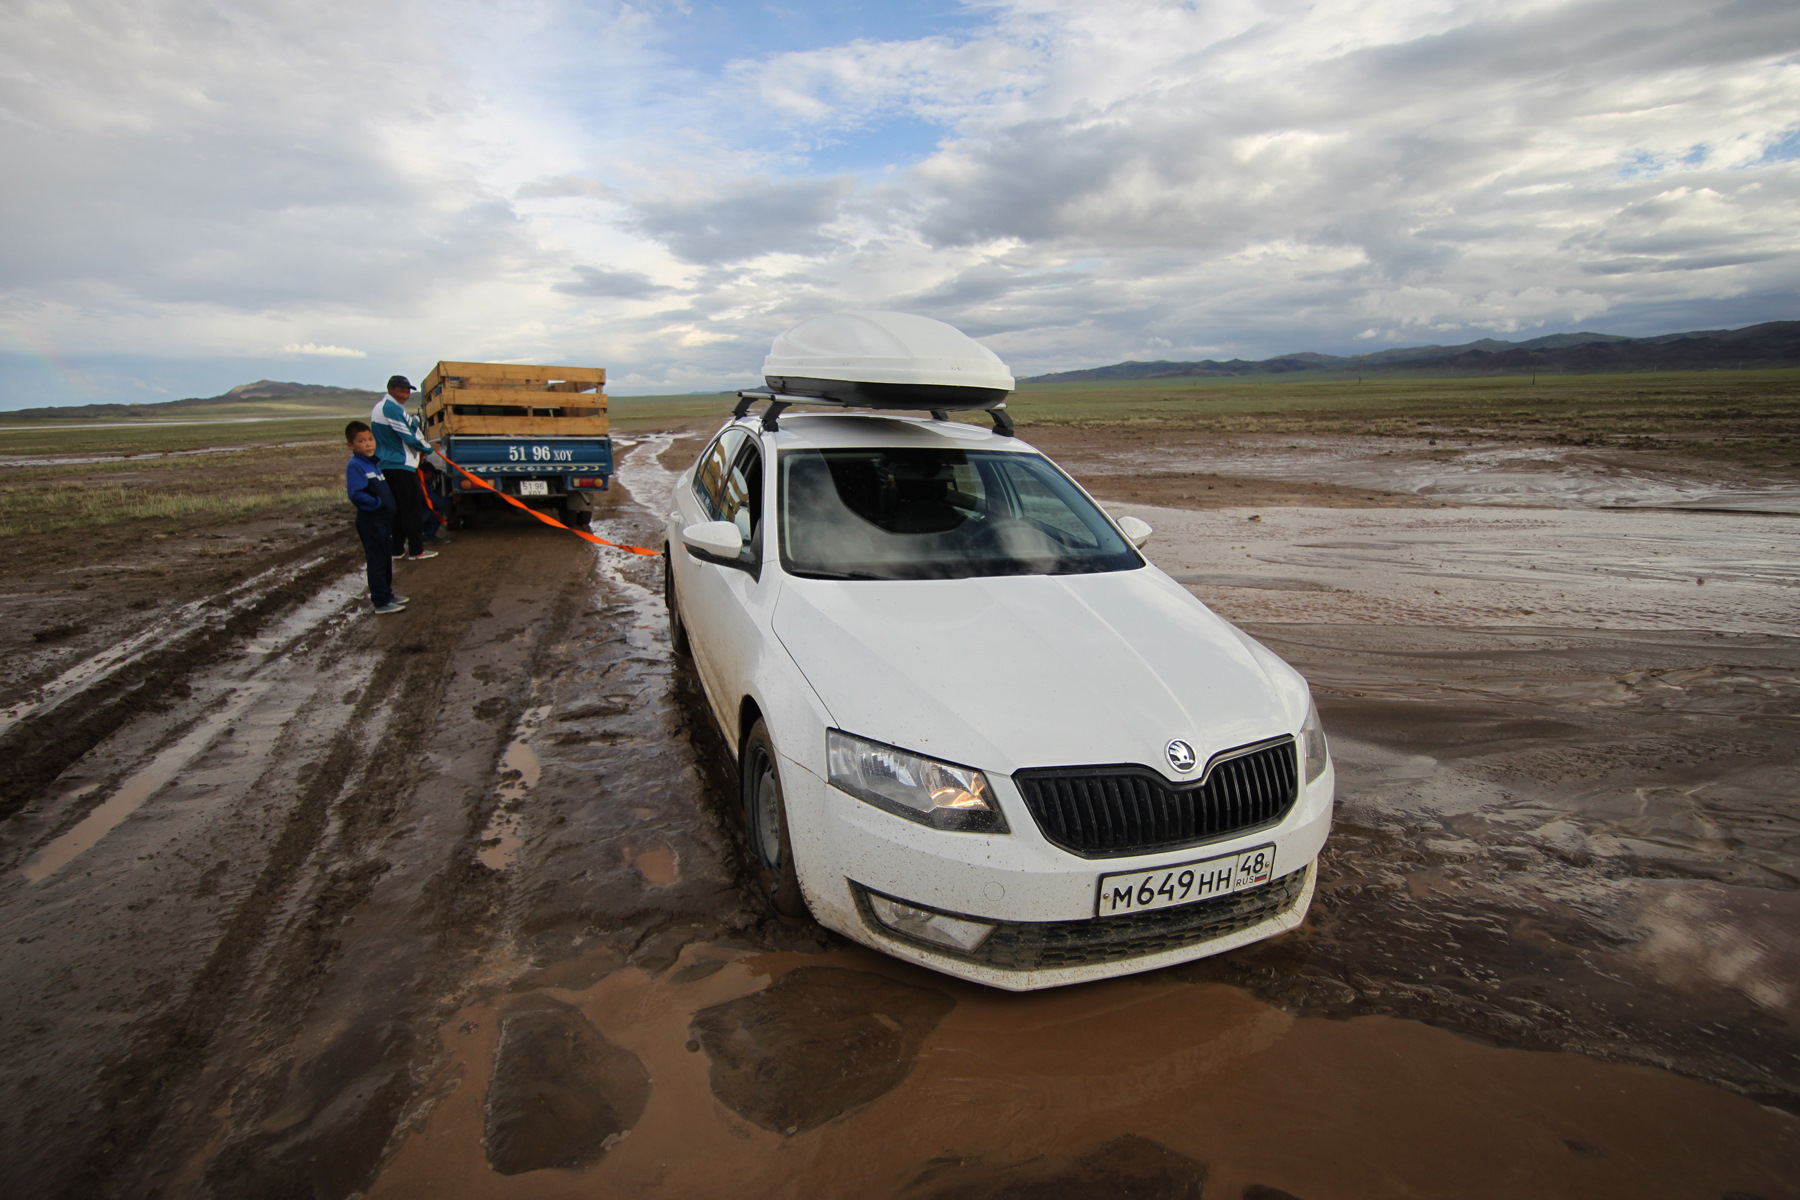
[{"x1": 1, "y1": 431, "x2": 1796, "y2": 1198}]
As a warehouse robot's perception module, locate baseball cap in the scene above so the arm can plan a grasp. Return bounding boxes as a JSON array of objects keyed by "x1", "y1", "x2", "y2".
[{"x1": 387, "y1": 374, "x2": 414, "y2": 390}]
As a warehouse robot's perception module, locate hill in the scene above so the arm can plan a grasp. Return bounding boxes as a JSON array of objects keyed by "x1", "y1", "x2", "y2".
[
  {"x1": 7, "y1": 380, "x2": 381, "y2": 420},
  {"x1": 1022, "y1": 321, "x2": 1800, "y2": 383}
]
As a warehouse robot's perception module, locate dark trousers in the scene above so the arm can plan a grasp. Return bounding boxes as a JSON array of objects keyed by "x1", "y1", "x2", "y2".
[
  {"x1": 388, "y1": 467, "x2": 425, "y2": 557},
  {"x1": 421, "y1": 481, "x2": 447, "y2": 541},
  {"x1": 356, "y1": 511, "x2": 395, "y2": 605}
]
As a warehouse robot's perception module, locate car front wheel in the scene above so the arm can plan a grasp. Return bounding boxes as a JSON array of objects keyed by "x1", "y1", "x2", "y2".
[
  {"x1": 663, "y1": 547, "x2": 690, "y2": 656},
  {"x1": 742, "y1": 719, "x2": 807, "y2": 920}
]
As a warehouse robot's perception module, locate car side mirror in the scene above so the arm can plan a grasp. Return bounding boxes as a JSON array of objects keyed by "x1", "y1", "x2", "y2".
[
  {"x1": 682, "y1": 520, "x2": 746, "y2": 564},
  {"x1": 1116, "y1": 515, "x2": 1153, "y2": 549}
]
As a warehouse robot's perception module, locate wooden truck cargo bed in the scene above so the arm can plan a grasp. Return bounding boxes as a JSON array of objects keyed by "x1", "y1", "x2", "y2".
[{"x1": 420, "y1": 361, "x2": 608, "y2": 439}]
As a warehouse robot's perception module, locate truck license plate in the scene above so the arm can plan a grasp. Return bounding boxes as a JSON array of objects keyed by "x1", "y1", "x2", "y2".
[
  {"x1": 1095, "y1": 844, "x2": 1275, "y2": 917},
  {"x1": 518, "y1": 480, "x2": 549, "y2": 496}
]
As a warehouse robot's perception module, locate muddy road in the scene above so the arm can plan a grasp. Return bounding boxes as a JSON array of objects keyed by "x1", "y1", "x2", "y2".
[{"x1": 0, "y1": 431, "x2": 1796, "y2": 1199}]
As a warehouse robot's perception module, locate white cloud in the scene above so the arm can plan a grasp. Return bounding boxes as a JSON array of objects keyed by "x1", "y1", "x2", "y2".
[{"x1": 282, "y1": 344, "x2": 367, "y2": 358}]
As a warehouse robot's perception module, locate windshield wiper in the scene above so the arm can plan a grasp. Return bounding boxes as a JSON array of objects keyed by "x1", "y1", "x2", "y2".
[{"x1": 792, "y1": 568, "x2": 889, "y2": 581}]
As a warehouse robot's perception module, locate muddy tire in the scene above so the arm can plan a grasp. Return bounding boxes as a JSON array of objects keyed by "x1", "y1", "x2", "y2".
[
  {"x1": 742, "y1": 719, "x2": 807, "y2": 920},
  {"x1": 663, "y1": 548, "x2": 690, "y2": 656},
  {"x1": 568, "y1": 509, "x2": 593, "y2": 530}
]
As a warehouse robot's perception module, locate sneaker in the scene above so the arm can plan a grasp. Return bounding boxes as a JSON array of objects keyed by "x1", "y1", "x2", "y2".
[
  {"x1": 391, "y1": 594, "x2": 410, "y2": 604},
  {"x1": 406, "y1": 549, "x2": 439, "y2": 560},
  {"x1": 392, "y1": 551, "x2": 405, "y2": 560},
  {"x1": 373, "y1": 600, "x2": 407, "y2": 614}
]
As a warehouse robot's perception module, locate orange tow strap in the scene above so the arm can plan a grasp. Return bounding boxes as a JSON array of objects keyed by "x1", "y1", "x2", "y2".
[{"x1": 438, "y1": 453, "x2": 659, "y2": 556}]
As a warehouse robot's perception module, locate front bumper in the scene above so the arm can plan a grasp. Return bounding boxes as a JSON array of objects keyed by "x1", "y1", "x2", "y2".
[{"x1": 780, "y1": 753, "x2": 1333, "y2": 990}]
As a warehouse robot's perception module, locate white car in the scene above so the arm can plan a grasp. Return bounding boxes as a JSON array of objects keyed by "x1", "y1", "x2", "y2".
[{"x1": 663, "y1": 409, "x2": 1334, "y2": 990}]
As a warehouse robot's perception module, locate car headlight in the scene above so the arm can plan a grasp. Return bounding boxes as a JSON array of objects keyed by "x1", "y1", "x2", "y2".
[
  {"x1": 1301, "y1": 696, "x2": 1330, "y2": 783},
  {"x1": 827, "y1": 730, "x2": 1008, "y2": 833}
]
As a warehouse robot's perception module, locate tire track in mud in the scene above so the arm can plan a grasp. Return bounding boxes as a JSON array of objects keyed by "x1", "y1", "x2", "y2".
[
  {"x1": 100, "y1": 442, "x2": 765, "y2": 1199},
  {"x1": 0, "y1": 535, "x2": 359, "y2": 822},
  {"x1": 62, "y1": 658, "x2": 413, "y2": 1198},
  {"x1": 128, "y1": 550, "x2": 588, "y2": 1199},
  {"x1": 0, "y1": 517, "x2": 617, "y2": 1197}
]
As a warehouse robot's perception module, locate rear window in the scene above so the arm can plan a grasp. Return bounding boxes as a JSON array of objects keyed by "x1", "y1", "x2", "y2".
[{"x1": 778, "y1": 447, "x2": 1142, "y2": 580}]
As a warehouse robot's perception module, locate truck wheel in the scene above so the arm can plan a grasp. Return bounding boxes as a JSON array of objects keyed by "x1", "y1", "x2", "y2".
[
  {"x1": 569, "y1": 510, "x2": 593, "y2": 530},
  {"x1": 663, "y1": 547, "x2": 690, "y2": 656},
  {"x1": 742, "y1": 719, "x2": 807, "y2": 920}
]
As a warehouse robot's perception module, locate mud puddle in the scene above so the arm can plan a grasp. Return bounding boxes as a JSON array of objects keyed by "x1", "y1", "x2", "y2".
[
  {"x1": 1108, "y1": 501, "x2": 1799, "y2": 633},
  {"x1": 1071, "y1": 434, "x2": 1800, "y2": 513},
  {"x1": 479, "y1": 704, "x2": 551, "y2": 871},
  {"x1": 365, "y1": 946, "x2": 1799, "y2": 1200}
]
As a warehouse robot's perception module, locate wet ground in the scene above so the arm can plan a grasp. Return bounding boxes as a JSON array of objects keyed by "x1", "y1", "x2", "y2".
[{"x1": 0, "y1": 430, "x2": 1795, "y2": 1198}]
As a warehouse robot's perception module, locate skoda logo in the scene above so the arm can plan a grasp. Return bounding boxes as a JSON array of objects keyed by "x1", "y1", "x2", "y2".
[{"x1": 1165, "y1": 739, "x2": 1198, "y2": 773}]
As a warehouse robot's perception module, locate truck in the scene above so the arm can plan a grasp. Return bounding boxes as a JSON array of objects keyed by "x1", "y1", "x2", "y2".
[{"x1": 417, "y1": 360, "x2": 613, "y2": 529}]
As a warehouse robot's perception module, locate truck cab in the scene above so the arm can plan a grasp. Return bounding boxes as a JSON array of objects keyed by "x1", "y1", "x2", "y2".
[{"x1": 418, "y1": 361, "x2": 612, "y2": 529}]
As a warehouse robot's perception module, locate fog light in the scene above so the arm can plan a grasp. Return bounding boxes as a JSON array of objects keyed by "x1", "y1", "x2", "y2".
[{"x1": 868, "y1": 893, "x2": 994, "y2": 953}]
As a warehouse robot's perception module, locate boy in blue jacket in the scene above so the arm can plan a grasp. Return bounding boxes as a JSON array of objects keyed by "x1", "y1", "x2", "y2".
[{"x1": 345, "y1": 421, "x2": 409, "y2": 614}]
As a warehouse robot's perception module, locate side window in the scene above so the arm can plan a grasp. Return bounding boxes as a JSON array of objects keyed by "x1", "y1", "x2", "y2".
[
  {"x1": 693, "y1": 428, "x2": 747, "y2": 518},
  {"x1": 719, "y1": 439, "x2": 763, "y2": 543}
]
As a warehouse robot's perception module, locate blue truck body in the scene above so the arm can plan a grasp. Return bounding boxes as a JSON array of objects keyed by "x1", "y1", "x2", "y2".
[{"x1": 431, "y1": 435, "x2": 612, "y2": 528}]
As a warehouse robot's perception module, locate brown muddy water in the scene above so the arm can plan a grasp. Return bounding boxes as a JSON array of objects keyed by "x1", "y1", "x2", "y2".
[{"x1": 0, "y1": 432, "x2": 1794, "y2": 1198}]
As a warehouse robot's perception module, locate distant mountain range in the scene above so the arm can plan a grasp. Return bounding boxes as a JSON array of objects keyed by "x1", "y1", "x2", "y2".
[
  {"x1": 8, "y1": 321, "x2": 1797, "y2": 417},
  {"x1": 1020, "y1": 320, "x2": 1800, "y2": 383},
  {"x1": 7, "y1": 380, "x2": 380, "y2": 420}
]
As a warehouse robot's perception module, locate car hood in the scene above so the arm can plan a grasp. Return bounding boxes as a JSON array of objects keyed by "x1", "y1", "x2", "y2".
[{"x1": 771, "y1": 567, "x2": 1302, "y2": 777}]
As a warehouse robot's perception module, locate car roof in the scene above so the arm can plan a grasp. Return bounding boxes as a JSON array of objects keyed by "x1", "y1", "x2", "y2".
[{"x1": 730, "y1": 411, "x2": 1042, "y2": 453}]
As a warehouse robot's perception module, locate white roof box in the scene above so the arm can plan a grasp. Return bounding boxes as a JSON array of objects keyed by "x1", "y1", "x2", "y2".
[{"x1": 762, "y1": 311, "x2": 1014, "y2": 411}]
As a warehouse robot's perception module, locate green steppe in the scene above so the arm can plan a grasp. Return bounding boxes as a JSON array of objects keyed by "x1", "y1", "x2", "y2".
[{"x1": 1, "y1": 370, "x2": 1796, "y2": 534}]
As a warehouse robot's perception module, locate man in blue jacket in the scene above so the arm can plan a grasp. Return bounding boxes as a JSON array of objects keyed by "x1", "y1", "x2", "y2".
[
  {"x1": 370, "y1": 374, "x2": 439, "y2": 562},
  {"x1": 345, "y1": 421, "x2": 408, "y2": 614}
]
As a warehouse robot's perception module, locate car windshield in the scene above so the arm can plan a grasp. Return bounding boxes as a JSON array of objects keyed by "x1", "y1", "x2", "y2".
[{"x1": 778, "y1": 447, "x2": 1143, "y2": 580}]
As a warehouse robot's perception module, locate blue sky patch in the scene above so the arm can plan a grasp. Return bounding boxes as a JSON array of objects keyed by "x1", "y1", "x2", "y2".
[
  {"x1": 1759, "y1": 126, "x2": 1800, "y2": 162},
  {"x1": 650, "y1": 0, "x2": 984, "y2": 74}
]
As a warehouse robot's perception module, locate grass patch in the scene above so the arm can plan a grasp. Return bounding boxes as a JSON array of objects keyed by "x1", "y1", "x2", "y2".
[
  {"x1": 0, "y1": 482, "x2": 342, "y2": 536},
  {"x1": 0, "y1": 438, "x2": 352, "y2": 538},
  {"x1": 608, "y1": 391, "x2": 740, "y2": 431},
  {"x1": 0, "y1": 416, "x2": 352, "y2": 457}
]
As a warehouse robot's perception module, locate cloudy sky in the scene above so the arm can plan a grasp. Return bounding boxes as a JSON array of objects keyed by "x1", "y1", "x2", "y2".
[{"x1": 1, "y1": 0, "x2": 1796, "y2": 407}]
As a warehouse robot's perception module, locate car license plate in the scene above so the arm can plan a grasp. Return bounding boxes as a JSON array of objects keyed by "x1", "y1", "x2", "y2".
[
  {"x1": 1095, "y1": 844, "x2": 1276, "y2": 917},
  {"x1": 518, "y1": 480, "x2": 549, "y2": 496}
]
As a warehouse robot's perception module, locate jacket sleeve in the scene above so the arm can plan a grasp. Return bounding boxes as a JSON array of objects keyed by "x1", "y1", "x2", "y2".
[
  {"x1": 377, "y1": 399, "x2": 433, "y2": 454},
  {"x1": 346, "y1": 461, "x2": 383, "y2": 511}
]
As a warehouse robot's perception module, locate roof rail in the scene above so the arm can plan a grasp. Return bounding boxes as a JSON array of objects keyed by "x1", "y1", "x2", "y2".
[{"x1": 732, "y1": 388, "x2": 1015, "y2": 436}]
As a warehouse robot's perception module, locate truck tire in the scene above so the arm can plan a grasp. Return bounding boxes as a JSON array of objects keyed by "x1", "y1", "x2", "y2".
[
  {"x1": 569, "y1": 510, "x2": 593, "y2": 530},
  {"x1": 742, "y1": 719, "x2": 808, "y2": 920}
]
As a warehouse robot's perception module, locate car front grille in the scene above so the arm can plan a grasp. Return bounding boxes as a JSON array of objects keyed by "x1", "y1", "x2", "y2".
[
  {"x1": 1013, "y1": 736, "x2": 1298, "y2": 859},
  {"x1": 853, "y1": 866, "x2": 1310, "y2": 972}
]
